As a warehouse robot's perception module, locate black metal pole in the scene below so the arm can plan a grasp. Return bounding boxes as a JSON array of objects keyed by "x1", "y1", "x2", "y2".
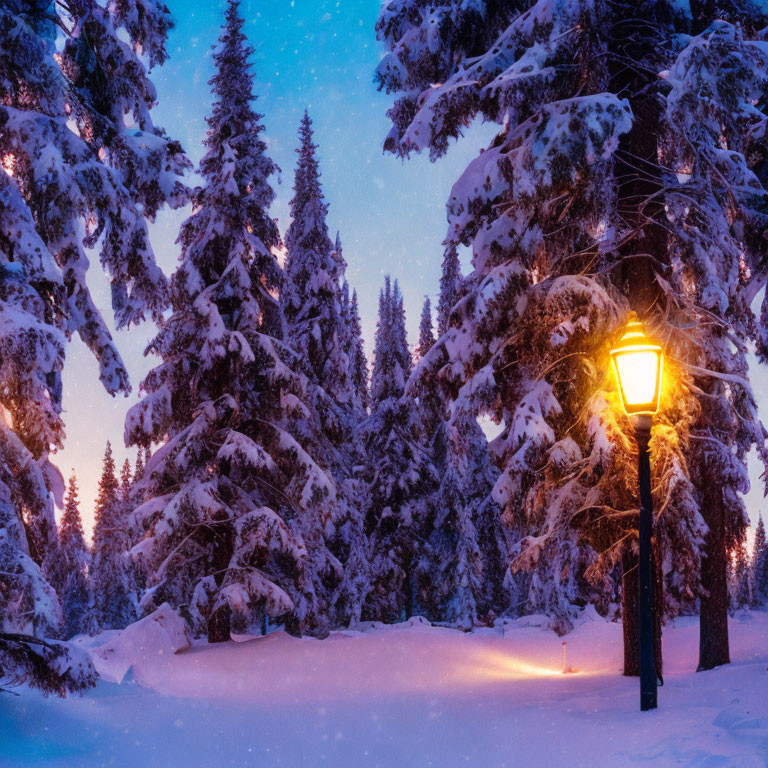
[{"x1": 635, "y1": 419, "x2": 657, "y2": 711}]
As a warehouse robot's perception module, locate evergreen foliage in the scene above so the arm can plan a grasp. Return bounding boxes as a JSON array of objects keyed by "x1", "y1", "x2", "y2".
[
  {"x1": 417, "y1": 297, "x2": 435, "y2": 361},
  {"x1": 87, "y1": 443, "x2": 135, "y2": 633},
  {"x1": 359, "y1": 277, "x2": 436, "y2": 621},
  {"x1": 0, "y1": 0, "x2": 186, "y2": 694},
  {"x1": 753, "y1": 516, "x2": 768, "y2": 607},
  {"x1": 375, "y1": 0, "x2": 768, "y2": 654},
  {"x1": 283, "y1": 113, "x2": 355, "y2": 410},
  {"x1": 437, "y1": 244, "x2": 462, "y2": 339},
  {"x1": 43, "y1": 475, "x2": 89, "y2": 639},
  {"x1": 347, "y1": 285, "x2": 369, "y2": 413},
  {"x1": 125, "y1": 0, "x2": 336, "y2": 642}
]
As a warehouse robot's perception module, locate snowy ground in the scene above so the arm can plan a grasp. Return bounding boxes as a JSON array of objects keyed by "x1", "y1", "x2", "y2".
[{"x1": 2, "y1": 611, "x2": 767, "y2": 768}]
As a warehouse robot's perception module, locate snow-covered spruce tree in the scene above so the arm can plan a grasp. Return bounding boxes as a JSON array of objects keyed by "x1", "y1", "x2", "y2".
[
  {"x1": 753, "y1": 516, "x2": 768, "y2": 606},
  {"x1": 376, "y1": 2, "x2": 768, "y2": 664},
  {"x1": 0, "y1": 0, "x2": 185, "y2": 692},
  {"x1": 86, "y1": 443, "x2": 135, "y2": 633},
  {"x1": 358, "y1": 277, "x2": 436, "y2": 622},
  {"x1": 661, "y1": 11, "x2": 768, "y2": 670},
  {"x1": 411, "y1": 294, "x2": 445, "y2": 449},
  {"x1": 729, "y1": 541, "x2": 752, "y2": 612},
  {"x1": 345, "y1": 283, "x2": 370, "y2": 413},
  {"x1": 126, "y1": 0, "x2": 337, "y2": 642},
  {"x1": 420, "y1": 411, "x2": 510, "y2": 629},
  {"x1": 409, "y1": 249, "x2": 509, "y2": 629},
  {"x1": 376, "y1": 0, "x2": 640, "y2": 637},
  {"x1": 417, "y1": 297, "x2": 435, "y2": 361},
  {"x1": 43, "y1": 474, "x2": 89, "y2": 639},
  {"x1": 134, "y1": 449, "x2": 145, "y2": 484},
  {"x1": 339, "y1": 267, "x2": 370, "y2": 416},
  {"x1": 437, "y1": 244, "x2": 462, "y2": 339},
  {"x1": 283, "y1": 112, "x2": 355, "y2": 415},
  {"x1": 283, "y1": 127, "x2": 374, "y2": 629}
]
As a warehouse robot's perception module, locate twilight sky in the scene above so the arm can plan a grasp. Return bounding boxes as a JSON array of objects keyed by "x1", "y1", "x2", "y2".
[{"x1": 53, "y1": 0, "x2": 766, "y2": 537}]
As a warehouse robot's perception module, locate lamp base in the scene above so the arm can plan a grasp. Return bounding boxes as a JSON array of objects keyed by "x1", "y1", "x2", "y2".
[{"x1": 630, "y1": 413, "x2": 653, "y2": 433}]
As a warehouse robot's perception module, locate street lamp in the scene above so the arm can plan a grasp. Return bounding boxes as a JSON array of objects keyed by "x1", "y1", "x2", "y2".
[{"x1": 610, "y1": 314, "x2": 663, "y2": 712}]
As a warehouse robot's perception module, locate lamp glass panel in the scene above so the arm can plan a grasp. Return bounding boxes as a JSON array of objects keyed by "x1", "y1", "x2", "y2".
[{"x1": 614, "y1": 349, "x2": 659, "y2": 408}]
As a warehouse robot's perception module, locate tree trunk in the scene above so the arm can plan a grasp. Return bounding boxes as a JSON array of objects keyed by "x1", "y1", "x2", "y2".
[
  {"x1": 207, "y1": 604, "x2": 231, "y2": 644},
  {"x1": 699, "y1": 491, "x2": 730, "y2": 670},
  {"x1": 207, "y1": 508, "x2": 233, "y2": 644},
  {"x1": 622, "y1": 547, "x2": 639, "y2": 676}
]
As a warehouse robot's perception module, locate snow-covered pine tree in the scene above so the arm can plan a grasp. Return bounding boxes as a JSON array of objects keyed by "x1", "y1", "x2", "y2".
[
  {"x1": 437, "y1": 244, "x2": 462, "y2": 339},
  {"x1": 339, "y1": 280, "x2": 356, "y2": 405},
  {"x1": 421, "y1": 411, "x2": 509, "y2": 629},
  {"x1": 134, "y1": 449, "x2": 145, "y2": 484},
  {"x1": 282, "y1": 122, "x2": 376, "y2": 631},
  {"x1": 43, "y1": 474, "x2": 89, "y2": 639},
  {"x1": 753, "y1": 516, "x2": 768, "y2": 607},
  {"x1": 411, "y1": 294, "x2": 444, "y2": 449},
  {"x1": 126, "y1": 0, "x2": 336, "y2": 642},
  {"x1": 661, "y1": 10, "x2": 768, "y2": 670},
  {"x1": 417, "y1": 297, "x2": 435, "y2": 361},
  {"x1": 86, "y1": 443, "x2": 135, "y2": 633},
  {"x1": 411, "y1": 254, "x2": 509, "y2": 629},
  {"x1": 358, "y1": 277, "x2": 436, "y2": 622},
  {"x1": 729, "y1": 541, "x2": 752, "y2": 612},
  {"x1": 376, "y1": 2, "x2": 768, "y2": 667},
  {"x1": 348, "y1": 286, "x2": 370, "y2": 413},
  {"x1": 339, "y1": 271, "x2": 369, "y2": 416},
  {"x1": 328, "y1": 273, "x2": 372, "y2": 627},
  {"x1": 0, "y1": 0, "x2": 185, "y2": 693},
  {"x1": 283, "y1": 112, "x2": 355, "y2": 412}
]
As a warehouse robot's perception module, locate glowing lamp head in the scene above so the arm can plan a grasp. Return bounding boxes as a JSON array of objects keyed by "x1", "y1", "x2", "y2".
[{"x1": 610, "y1": 317, "x2": 663, "y2": 416}]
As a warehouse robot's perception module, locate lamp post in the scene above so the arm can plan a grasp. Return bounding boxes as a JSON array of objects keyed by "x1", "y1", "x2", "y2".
[{"x1": 610, "y1": 314, "x2": 663, "y2": 712}]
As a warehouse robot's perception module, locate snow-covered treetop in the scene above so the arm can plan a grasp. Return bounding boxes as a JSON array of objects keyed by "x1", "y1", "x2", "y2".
[
  {"x1": 417, "y1": 296, "x2": 435, "y2": 361},
  {"x1": 283, "y1": 111, "x2": 354, "y2": 406},
  {"x1": 371, "y1": 277, "x2": 412, "y2": 407}
]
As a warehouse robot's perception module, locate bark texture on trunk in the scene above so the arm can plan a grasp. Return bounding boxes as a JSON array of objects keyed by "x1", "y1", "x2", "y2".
[
  {"x1": 207, "y1": 604, "x2": 232, "y2": 644},
  {"x1": 622, "y1": 547, "x2": 639, "y2": 677},
  {"x1": 698, "y1": 491, "x2": 730, "y2": 670}
]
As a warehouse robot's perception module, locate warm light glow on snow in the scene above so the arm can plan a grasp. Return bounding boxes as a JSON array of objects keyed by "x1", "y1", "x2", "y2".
[{"x1": 458, "y1": 649, "x2": 569, "y2": 681}]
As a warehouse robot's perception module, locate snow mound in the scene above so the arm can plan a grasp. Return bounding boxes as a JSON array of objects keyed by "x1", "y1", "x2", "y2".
[{"x1": 88, "y1": 603, "x2": 190, "y2": 685}]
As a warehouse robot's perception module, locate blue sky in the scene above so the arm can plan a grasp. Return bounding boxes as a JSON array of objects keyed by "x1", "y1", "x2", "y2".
[{"x1": 54, "y1": 0, "x2": 766, "y2": 537}]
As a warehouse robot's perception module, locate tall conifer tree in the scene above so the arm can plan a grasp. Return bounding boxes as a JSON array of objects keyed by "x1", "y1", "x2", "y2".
[
  {"x1": 43, "y1": 474, "x2": 89, "y2": 639},
  {"x1": 753, "y1": 516, "x2": 768, "y2": 606},
  {"x1": 126, "y1": 0, "x2": 336, "y2": 641},
  {"x1": 437, "y1": 244, "x2": 462, "y2": 338},
  {"x1": 348, "y1": 287, "x2": 369, "y2": 413},
  {"x1": 283, "y1": 112, "x2": 354, "y2": 410},
  {"x1": 417, "y1": 297, "x2": 435, "y2": 361},
  {"x1": 359, "y1": 277, "x2": 436, "y2": 621},
  {"x1": 87, "y1": 443, "x2": 135, "y2": 633}
]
